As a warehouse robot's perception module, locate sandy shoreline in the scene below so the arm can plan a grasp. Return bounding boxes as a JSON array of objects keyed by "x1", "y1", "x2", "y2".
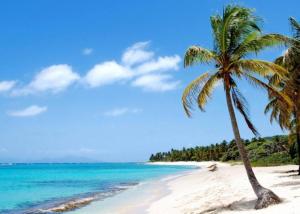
[
  {"x1": 148, "y1": 162, "x2": 300, "y2": 214},
  {"x1": 70, "y1": 166, "x2": 193, "y2": 214},
  {"x1": 73, "y1": 162, "x2": 300, "y2": 214}
]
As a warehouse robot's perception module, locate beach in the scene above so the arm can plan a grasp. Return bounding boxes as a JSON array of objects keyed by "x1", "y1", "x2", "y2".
[
  {"x1": 1, "y1": 1, "x2": 300, "y2": 214},
  {"x1": 74, "y1": 162, "x2": 300, "y2": 214}
]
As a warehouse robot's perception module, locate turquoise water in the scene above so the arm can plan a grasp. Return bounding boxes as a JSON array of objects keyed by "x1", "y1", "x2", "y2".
[{"x1": 0, "y1": 163, "x2": 194, "y2": 213}]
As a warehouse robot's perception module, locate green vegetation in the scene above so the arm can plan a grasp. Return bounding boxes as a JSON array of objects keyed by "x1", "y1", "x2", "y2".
[
  {"x1": 149, "y1": 135, "x2": 298, "y2": 166},
  {"x1": 181, "y1": 4, "x2": 289, "y2": 207},
  {"x1": 265, "y1": 17, "x2": 300, "y2": 174}
]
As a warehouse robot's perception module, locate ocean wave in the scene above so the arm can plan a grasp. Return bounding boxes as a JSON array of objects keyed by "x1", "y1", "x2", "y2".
[
  {"x1": 36, "y1": 196, "x2": 95, "y2": 213},
  {"x1": 35, "y1": 184, "x2": 136, "y2": 213}
]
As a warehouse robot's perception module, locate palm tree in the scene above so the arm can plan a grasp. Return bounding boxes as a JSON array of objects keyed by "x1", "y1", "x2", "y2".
[
  {"x1": 265, "y1": 17, "x2": 300, "y2": 174},
  {"x1": 182, "y1": 5, "x2": 290, "y2": 209}
]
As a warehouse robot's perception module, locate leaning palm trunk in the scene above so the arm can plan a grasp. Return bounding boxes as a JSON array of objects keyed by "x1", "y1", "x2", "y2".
[
  {"x1": 182, "y1": 5, "x2": 289, "y2": 209},
  {"x1": 297, "y1": 130, "x2": 300, "y2": 175},
  {"x1": 225, "y1": 84, "x2": 281, "y2": 209},
  {"x1": 296, "y1": 112, "x2": 300, "y2": 175}
]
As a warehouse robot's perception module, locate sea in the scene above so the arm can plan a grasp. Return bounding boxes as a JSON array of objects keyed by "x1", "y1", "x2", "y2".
[{"x1": 0, "y1": 163, "x2": 194, "y2": 213}]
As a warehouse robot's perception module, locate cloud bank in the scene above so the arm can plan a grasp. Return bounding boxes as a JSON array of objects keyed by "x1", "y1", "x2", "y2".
[
  {"x1": 3, "y1": 41, "x2": 181, "y2": 97},
  {"x1": 84, "y1": 41, "x2": 181, "y2": 91}
]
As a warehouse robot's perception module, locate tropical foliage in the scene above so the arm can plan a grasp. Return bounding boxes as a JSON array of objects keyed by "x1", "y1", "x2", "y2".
[
  {"x1": 149, "y1": 135, "x2": 297, "y2": 166},
  {"x1": 265, "y1": 17, "x2": 300, "y2": 174},
  {"x1": 181, "y1": 5, "x2": 290, "y2": 208}
]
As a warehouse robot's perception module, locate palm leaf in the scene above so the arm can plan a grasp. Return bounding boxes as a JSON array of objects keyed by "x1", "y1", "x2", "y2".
[
  {"x1": 290, "y1": 17, "x2": 300, "y2": 39},
  {"x1": 182, "y1": 72, "x2": 210, "y2": 117},
  {"x1": 210, "y1": 15, "x2": 222, "y2": 52},
  {"x1": 274, "y1": 56, "x2": 285, "y2": 66},
  {"x1": 265, "y1": 98, "x2": 289, "y2": 129},
  {"x1": 264, "y1": 99, "x2": 277, "y2": 115},
  {"x1": 231, "y1": 87, "x2": 259, "y2": 135},
  {"x1": 233, "y1": 34, "x2": 290, "y2": 59},
  {"x1": 238, "y1": 59, "x2": 288, "y2": 77},
  {"x1": 244, "y1": 74, "x2": 293, "y2": 108},
  {"x1": 197, "y1": 72, "x2": 220, "y2": 111},
  {"x1": 184, "y1": 46, "x2": 216, "y2": 67},
  {"x1": 220, "y1": 6, "x2": 261, "y2": 53}
]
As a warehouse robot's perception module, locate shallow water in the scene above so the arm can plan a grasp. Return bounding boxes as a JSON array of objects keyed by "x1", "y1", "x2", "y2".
[{"x1": 0, "y1": 163, "x2": 193, "y2": 213}]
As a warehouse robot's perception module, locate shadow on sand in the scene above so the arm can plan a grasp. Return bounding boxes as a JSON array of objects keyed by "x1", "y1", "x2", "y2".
[
  {"x1": 272, "y1": 180, "x2": 300, "y2": 187},
  {"x1": 198, "y1": 198, "x2": 256, "y2": 214}
]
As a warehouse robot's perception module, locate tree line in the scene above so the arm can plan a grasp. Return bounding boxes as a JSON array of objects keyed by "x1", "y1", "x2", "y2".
[{"x1": 149, "y1": 135, "x2": 297, "y2": 165}]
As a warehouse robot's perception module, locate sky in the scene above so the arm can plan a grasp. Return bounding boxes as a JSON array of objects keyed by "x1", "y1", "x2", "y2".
[{"x1": 0, "y1": 0, "x2": 299, "y2": 162}]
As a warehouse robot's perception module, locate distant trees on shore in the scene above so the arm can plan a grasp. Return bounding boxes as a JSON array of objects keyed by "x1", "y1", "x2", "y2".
[{"x1": 149, "y1": 135, "x2": 297, "y2": 166}]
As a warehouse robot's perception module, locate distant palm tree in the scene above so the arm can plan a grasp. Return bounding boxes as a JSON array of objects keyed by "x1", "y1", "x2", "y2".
[
  {"x1": 265, "y1": 17, "x2": 300, "y2": 174},
  {"x1": 182, "y1": 5, "x2": 290, "y2": 209}
]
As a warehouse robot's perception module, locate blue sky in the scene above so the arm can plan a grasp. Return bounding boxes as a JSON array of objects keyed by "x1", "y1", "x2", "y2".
[{"x1": 0, "y1": 0, "x2": 299, "y2": 162}]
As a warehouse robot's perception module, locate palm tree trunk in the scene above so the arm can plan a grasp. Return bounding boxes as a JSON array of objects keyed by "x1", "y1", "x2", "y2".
[
  {"x1": 296, "y1": 111, "x2": 300, "y2": 175},
  {"x1": 224, "y1": 85, "x2": 281, "y2": 209}
]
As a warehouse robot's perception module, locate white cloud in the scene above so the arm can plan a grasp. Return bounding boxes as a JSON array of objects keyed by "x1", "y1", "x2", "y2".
[
  {"x1": 122, "y1": 41, "x2": 154, "y2": 66},
  {"x1": 84, "y1": 61, "x2": 133, "y2": 87},
  {"x1": 0, "y1": 81, "x2": 16, "y2": 92},
  {"x1": 84, "y1": 42, "x2": 181, "y2": 91},
  {"x1": 8, "y1": 105, "x2": 47, "y2": 117},
  {"x1": 104, "y1": 107, "x2": 142, "y2": 117},
  {"x1": 29, "y1": 65, "x2": 79, "y2": 92},
  {"x1": 6, "y1": 42, "x2": 181, "y2": 96},
  {"x1": 132, "y1": 74, "x2": 180, "y2": 92},
  {"x1": 82, "y1": 48, "x2": 93, "y2": 55},
  {"x1": 12, "y1": 65, "x2": 80, "y2": 96},
  {"x1": 135, "y1": 55, "x2": 181, "y2": 74}
]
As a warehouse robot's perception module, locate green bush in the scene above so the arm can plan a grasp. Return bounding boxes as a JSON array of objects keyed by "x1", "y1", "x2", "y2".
[{"x1": 251, "y1": 152, "x2": 294, "y2": 167}]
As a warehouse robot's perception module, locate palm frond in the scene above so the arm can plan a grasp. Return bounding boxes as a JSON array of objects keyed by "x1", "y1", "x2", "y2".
[
  {"x1": 233, "y1": 34, "x2": 290, "y2": 59},
  {"x1": 220, "y1": 6, "x2": 241, "y2": 52},
  {"x1": 231, "y1": 87, "x2": 259, "y2": 135},
  {"x1": 290, "y1": 17, "x2": 300, "y2": 39},
  {"x1": 264, "y1": 97, "x2": 290, "y2": 129},
  {"x1": 244, "y1": 74, "x2": 293, "y2": 108},
  {"x1": 182, "y1": 72, "x2": 210, "y2": 117},
  {"x1": 238, "y1": 59, "x2": 288, "y2": 77},
  {"x1": 184, "y1": 46, "x2": 216, "y2": 67},
  {"x1": 274, "y1": 56, "x2": 285, "y2": 66},
  {"x1": 197, "y1": 72, "x2": 220, "y2": 111},
  {"x1": 264, "y1": 98, "x2": 277, "y2": 115},
  {"x1": 220, "y1": 5, "x2": 261, "y2": 53},
  {"x1": 210, "y1": 15, "x2": 222, "y2": 52},
  {"x1": 268, "y1": 74, "x2": 282, "y2": 86}
]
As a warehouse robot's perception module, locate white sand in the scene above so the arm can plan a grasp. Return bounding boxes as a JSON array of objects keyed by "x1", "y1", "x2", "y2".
[
  {"x1": 73, "y1": 162, "x2": 300, "y2": 214},
  {"x1": 148, "y1": 162, "x2": 300, "y2": 214}
]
